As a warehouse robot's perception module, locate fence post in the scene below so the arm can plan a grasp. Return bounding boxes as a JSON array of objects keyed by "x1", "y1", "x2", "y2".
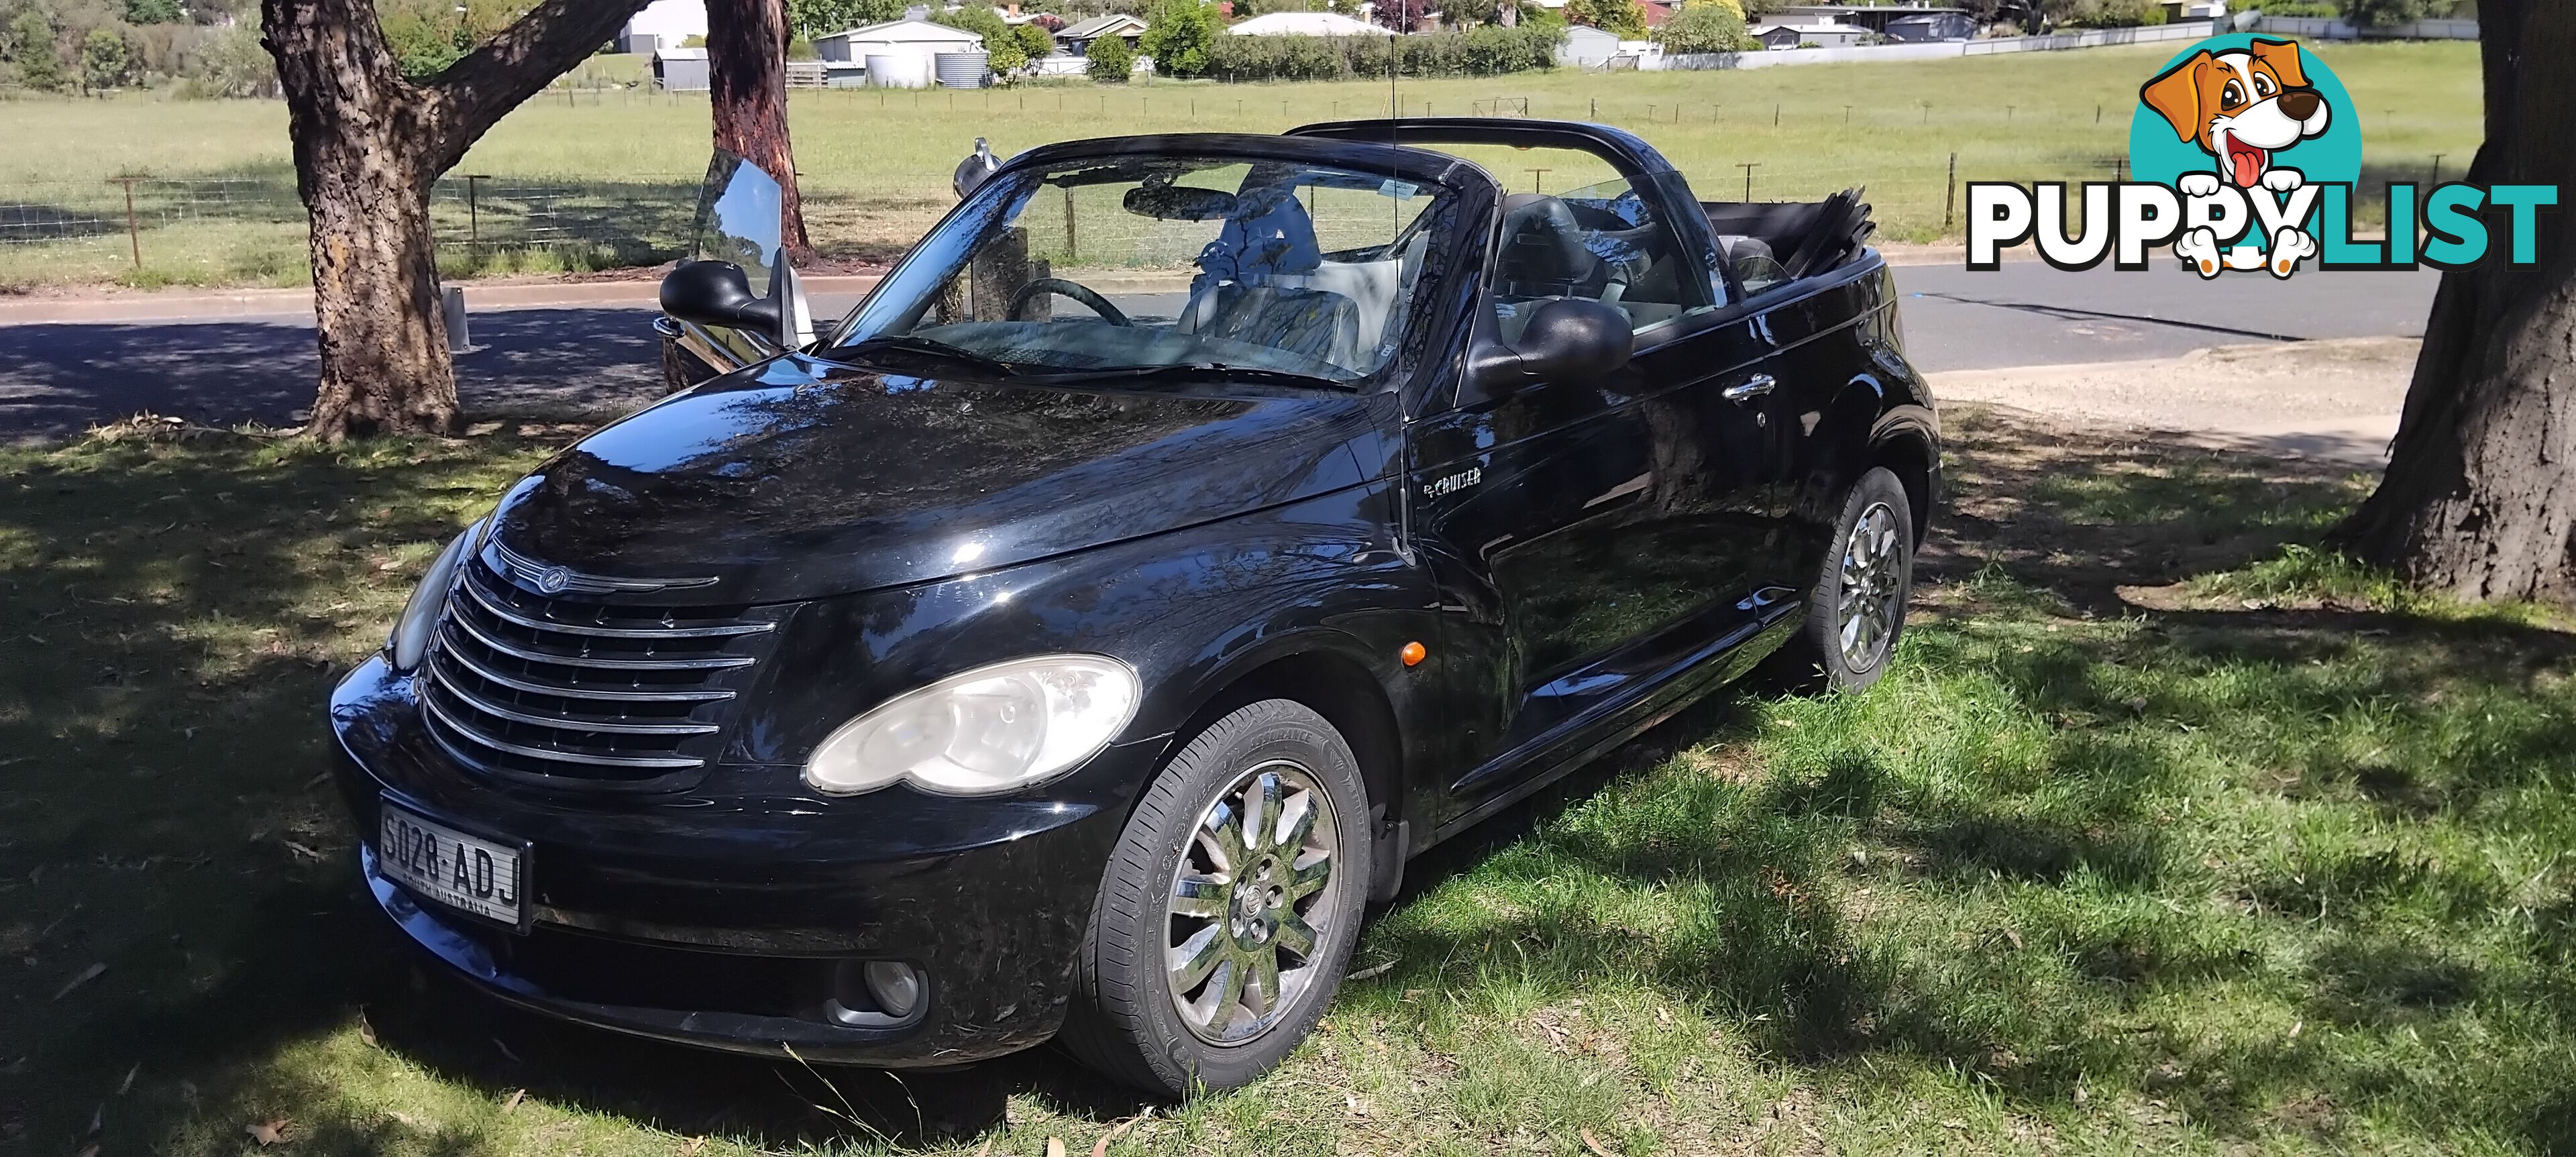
[
  {"x1": 1590, "y1": 96, "x2": 1597, "y2": 120},
  {"x1": 1063, "y1": 186, "x2": 1077, "y2": 264},
  {"x1": 113, "y1": 176, "x2": 140, "y2": 270},
  {"x1": 464, "y1": 174, "x2": 488, "y2": 254},
  {"x1": 2430, "y1": 153, "x2": 2445, "y2": 184},
  {"x1": 1739, "y1": 161, "x2": 1758, "y2": 201},
  {"x1": 1943, "y1": 152, "x2": 1957, "y2": 234}
]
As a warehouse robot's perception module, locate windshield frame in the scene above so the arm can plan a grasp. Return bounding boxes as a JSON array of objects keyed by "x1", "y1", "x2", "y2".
[{"x1": 822, "y1": 133, "x2": 1491, "y2": 396}]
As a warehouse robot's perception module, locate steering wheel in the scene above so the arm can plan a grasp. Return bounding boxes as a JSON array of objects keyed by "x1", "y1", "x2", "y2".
[{"x1": 1008, "y1": 278, "x2": 1131, "y2": 326}]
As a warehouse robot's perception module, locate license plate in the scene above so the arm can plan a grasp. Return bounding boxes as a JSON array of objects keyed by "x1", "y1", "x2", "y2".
[{"x1": 378, "y1": 801, "x2": 526, "y2": 926}]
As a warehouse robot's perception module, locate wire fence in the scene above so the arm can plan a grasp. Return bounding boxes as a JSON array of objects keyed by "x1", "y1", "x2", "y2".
[{"x1": 0, "y1": 91, "x2": 2463, "y2": 288}]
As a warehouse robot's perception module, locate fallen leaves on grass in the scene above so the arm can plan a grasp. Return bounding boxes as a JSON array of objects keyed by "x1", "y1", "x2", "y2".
[
  {"x1": 502, "y1": 1088, "x2": 526, "y2": 1112},
  {"x1": 1346, "y1": 959, "x2": 1396, "y2": 981},
  {"x1": 1045, "y1": 1138, "x2": 1067, "y2": 1157},
  {"x1": 1090, "y1": 1114, "x2": 1141, "y2": 1156},
  {"x1": 1580, "y1": 1128, "x2": 1616, "y2": 1156},
  {"x1": 244, "y1": 1117, "x2": 290, "y2": 1146}
]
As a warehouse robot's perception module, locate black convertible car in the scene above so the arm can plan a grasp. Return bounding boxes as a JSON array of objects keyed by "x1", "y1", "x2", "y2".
[{"x1": 331, "y1": 119, "x2": 1938, "y2": 1095}]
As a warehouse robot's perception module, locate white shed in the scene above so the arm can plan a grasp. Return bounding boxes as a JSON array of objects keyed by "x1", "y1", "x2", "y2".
[
  {"x1": 1555, "y1": 23, "x2": 1620, "y2": 64},
  {"x1": 619, "y1": 0, "x2": 706, "y2": 55},
  {"x1": 812, "y1": 18, "x2": 986, "y2": 64},
  {"x1": 1227, "y1": 11, "x2": 1393, "y2": 35}
]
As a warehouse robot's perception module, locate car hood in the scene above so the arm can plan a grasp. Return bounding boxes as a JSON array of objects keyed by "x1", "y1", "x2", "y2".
[{"x1": 484, "y1": 355, "x2": 1398, "y2": 604}]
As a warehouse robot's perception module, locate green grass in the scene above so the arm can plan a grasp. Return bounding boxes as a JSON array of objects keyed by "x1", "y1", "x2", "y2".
[
  {"x1": 0, "y1": 39, "x2": 2483, "y2": 289},
  {"x1": 4, "y1": 406, "x2": 2573, "y2": 1154}
]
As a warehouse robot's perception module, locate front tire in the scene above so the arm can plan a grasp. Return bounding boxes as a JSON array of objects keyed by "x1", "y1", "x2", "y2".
[
  {"x1": 1061, "y1": 699, "x2": 1371, "y2": 1097},
  {"x1": 1768, "y1": 465, "x2": 1916, "y2": 694}
]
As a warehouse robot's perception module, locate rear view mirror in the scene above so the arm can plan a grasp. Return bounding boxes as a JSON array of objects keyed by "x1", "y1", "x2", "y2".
[
  {"x1": 1124, "y1": 182, "x2": 1238, "y2": 221},
  {"x1": 660, "y1": 260, "x2": 783, "y2": 333},
  {"x1": 1489, "y1": 298, "x2": 1633, "y2": 385}
]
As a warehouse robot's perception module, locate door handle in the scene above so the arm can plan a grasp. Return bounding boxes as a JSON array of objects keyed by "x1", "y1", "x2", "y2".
[{"x1": 1722, "y1": 374, "x2": 1777, "y2": 404}]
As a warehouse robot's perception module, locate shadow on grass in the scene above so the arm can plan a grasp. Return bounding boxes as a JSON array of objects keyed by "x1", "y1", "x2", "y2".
[
  {"x1": 7, "y1": 407, "x2": 2575, "y2": 1154},
  {"x1": 0, "y1": 432, "x2": 1143, "y2": 1154}
]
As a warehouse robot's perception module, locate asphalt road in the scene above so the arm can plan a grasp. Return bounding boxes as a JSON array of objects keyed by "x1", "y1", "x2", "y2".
[
  {"x1": 1888, "y1": 261, "x2": 2443, "y2": 372},
  {"x1": 0, "y1": 263, "x2": 2442, "y2": 442}
]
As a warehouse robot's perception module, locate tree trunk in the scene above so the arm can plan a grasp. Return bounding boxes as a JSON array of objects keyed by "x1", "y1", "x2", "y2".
[
  {"x1": 265, "y1": 0, "x2": 458, "y2": 437},
  {"x1": 2329, "y1": 0, "x2": 2576, "y2": 603},
  {"x1": 706, "y1": 0, "x2": 812, "y2": 258},
  {"x1": 264, "y1": 0, "x2": 653, "y2": 439}
]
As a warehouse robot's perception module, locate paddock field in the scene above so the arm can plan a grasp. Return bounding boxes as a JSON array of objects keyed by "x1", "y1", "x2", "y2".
[{"x1": 0, "y1": 40, "x2": 2482, "y2": 288}]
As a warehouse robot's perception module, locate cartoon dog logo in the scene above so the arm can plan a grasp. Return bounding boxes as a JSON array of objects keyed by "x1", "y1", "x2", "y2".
[{"x1": 2140, "y1": 38, "x2": 2331, "y2": 277}]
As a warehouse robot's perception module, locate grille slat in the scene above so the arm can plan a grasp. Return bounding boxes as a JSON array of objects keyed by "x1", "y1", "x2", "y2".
[
  {"x1": 457, "y1": 576, "x2": 773, "y2": 640},
  {"x1": 445, "y1": 610, "x2": 759, "y2": 672},
  {"x1": 421, "y1": 692, "x2": 705, "y2": 770},
  {"x1": 419, "y1": 561, "x2": 778, "y2": 789},
  {"x1": 427, "y1": 643, "x2": 737, "y2": 704}
]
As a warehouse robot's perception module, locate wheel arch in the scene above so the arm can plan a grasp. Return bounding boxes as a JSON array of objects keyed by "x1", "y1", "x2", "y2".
[
  {"x1": 1866, "y1": 406, "x2": 1940, "y2": 545},
  {"x1": 1159, "y1": 638, "x2": 1408, "y2": 832}
]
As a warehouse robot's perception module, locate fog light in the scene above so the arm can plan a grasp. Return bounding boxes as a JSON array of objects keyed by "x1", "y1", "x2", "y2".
[{"x1": 863, "y1": 960, "x2": 921, "y2": 1020}]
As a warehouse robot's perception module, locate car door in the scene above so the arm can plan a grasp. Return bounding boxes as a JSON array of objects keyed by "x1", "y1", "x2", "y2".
[{"x1": 1407, "y1": 176, "x2": 1789, "y2": 812}]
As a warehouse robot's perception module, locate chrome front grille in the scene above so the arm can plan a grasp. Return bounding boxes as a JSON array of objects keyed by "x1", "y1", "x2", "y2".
[{"x1": 418, "y1": 560, "x2": 778, "y2": 789}]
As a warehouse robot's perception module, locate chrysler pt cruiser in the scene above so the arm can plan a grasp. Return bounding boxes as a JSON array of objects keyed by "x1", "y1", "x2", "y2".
[{"x1": 330, "y1": 120, "x2": 1938, "y2": 1095}]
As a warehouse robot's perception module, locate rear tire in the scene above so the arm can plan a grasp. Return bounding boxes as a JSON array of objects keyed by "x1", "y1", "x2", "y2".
[
  {"x1": 1060, "y1": 699, "x2": 1371, "y2": 1097},
  {"x1": 1764, "y1": 465, "x2": 1916, "y2": 694}
]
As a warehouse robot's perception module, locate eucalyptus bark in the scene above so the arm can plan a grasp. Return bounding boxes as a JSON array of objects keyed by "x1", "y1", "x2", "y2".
[
  {"x1": 2329, "y1": 0, "x2": 2576, "y2": 603},
  {"x1": 263, "y1": 0, "x2": 651, "y2": 439},
  {"x1": 706, "y1": 0, "x2": 812, "y2": 258}
]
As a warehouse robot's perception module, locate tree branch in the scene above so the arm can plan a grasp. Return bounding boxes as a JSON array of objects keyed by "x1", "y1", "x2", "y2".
[{"x1": 419, "y1": 0, "x2": 655, "y2": 176}]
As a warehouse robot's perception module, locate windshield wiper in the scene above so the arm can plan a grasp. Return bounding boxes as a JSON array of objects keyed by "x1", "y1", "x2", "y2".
[
  {"x1": 1027, "y1": 363, "x2": 1360, "y2": 390},
  {"x1": 839, "y1": 334, "x2": 1023, "y2": 376}
]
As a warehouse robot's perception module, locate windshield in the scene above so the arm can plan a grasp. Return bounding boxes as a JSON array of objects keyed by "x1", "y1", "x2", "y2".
[{"x1": 831, "y1": 154, "x2": 1453, "y2": 386}]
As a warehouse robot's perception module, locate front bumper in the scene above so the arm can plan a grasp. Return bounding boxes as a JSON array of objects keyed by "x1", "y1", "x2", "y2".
[{"x1": 331, "y1": 655, "x2": 1161, "y2": 1066}]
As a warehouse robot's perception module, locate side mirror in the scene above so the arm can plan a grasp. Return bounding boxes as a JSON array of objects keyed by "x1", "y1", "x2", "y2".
[
  {"x1": 1471, "y1": 298, "x2": 1633, "y2": 392},
  {"x1": 660, "y1": 260, "x2": 783, "y2": 334}
]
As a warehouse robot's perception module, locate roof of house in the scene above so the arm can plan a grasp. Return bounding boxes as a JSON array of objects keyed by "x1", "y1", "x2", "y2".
[
  {"x1": 1059, "y1": 12, "x2": 1147, "y2": 38},
  {"x1": 1770, "y1": 3, "x2": 1968, "y2": 13},
  {"x1": 816, "y1": 17, "x2": 987, "y2": 42},
  {"x1": 1750, "y1": 21, "x2": 1863, "y2": 33},
  {"x1": 653, "y1": 46, "x2": 708, "y2": 59},
  {"x1": 1227, "y1": 10, "x2": 1390, "y2": 34}
]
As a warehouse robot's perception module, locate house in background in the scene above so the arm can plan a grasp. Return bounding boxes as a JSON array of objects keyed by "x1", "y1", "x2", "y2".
[
  {"x1": 1227, "y1": 10, "x2": 1389, "y2": 35},
  {"x1": 1770, "y1": 3, "x2": 1971, "y2": 40},
  {"x1": 812, "y1": 17, "x2": 987, "y2": 63},
  {"x1": 652, "y1": 45, "x2": 709, "y2": 90},
  {"x1": 1881, "y1": 8, "x2": 1974, "y2": 39},
  {"x1": 1057, "y1": 12, "x2": 1148, "y2": 55},
  {"x1": 1748, "y1": 20, "x2": 1869, "y2": 48},
  {"x1": 619, "y1": 0, "x2": 706, "y2": 55}
]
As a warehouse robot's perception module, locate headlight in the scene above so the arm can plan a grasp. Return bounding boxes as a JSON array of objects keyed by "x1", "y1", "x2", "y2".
[
  {"x1": 804, "y1": 655, "x2": 1140, "y2": 796},
  {"x1": 386, "y1": 520, "x2": 481, "y2": 673}
]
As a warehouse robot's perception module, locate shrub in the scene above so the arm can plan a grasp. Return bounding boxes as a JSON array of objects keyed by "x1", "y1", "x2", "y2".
[
  {"x1": 931, "y1": 4, "x2": 1012, "y2": 44},
  {"x1": 80, "y1": 26, "x2": 129, "y2": 90},
  {"x1": 1137, "y1": 0, "x2": 1220, "y2": 76},
  {"x1": 1201, "y1": 24, "x2": 1558, "y2": 80},
  {"x1": 1653, "y1": 0, "x2": 1747, "y2": 52},
  {"x1": 2253, "y1": 1, "x2": 2338, "y2": 14},
  {"x1": 182, "y1": 23, "x2": 275, "y2": 97},
  {"x1": 1084, "y1": 32, "x2": 1133, "y2": 80},
  {"x1": 2064, "y1": 0, "x2": 2167, "y2": 25},
  {"x1": 2339, "y1": 0, "x2": 2443, "y2": 26},
  {"x1": 1015, "y1": 21, "x2": 1056, "y2": 60}
]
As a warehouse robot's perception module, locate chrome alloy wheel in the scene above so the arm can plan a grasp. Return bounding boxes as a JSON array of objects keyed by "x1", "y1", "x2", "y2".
[
  {"x1": 1165, "y1": 759, "x2": 1340, "y2": 1046},
  {"x1": 1835, "y1": 500, "x2": 1904, "y2": 671}
]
